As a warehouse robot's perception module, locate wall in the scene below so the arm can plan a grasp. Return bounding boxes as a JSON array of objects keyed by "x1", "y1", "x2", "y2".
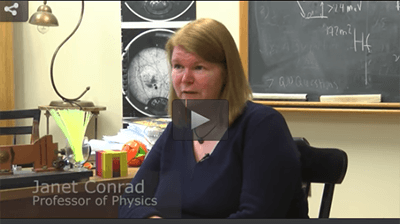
[
  {"x1": 12, "y1": 1, "x2": 399, "y2": 218},
  {"x1": 283, "y1": 111, "x2": 399, "y2": 218},
  {"x1": 13, "y1": 1, "x2": 123, "y2": 146}
]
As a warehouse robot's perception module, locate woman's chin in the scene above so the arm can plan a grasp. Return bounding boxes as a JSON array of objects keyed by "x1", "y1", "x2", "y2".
[{"x1": 180, "y1": 94, "x2": 201, "y2": 100}]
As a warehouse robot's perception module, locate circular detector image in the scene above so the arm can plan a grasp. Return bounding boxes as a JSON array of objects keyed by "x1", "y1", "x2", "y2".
[
  {"x1": 124, "y1": 1, "x2": 194, "y2": 22},
  {"x1": 122, "y1": 29, "x2": 174, "y2": 117}
]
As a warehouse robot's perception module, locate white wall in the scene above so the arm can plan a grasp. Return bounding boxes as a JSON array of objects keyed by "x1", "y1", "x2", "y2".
[
  {"x1": 283, "y1": 111, "x2": 400, "y2": 218},
  {"x1": 13, "y1": 1, "x2": 399, "y2": 218}
]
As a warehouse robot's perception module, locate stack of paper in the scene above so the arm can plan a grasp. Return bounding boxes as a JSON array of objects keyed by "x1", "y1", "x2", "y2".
[{"x1": 88, "y1": 118, "x2": 170, "y2": 156}]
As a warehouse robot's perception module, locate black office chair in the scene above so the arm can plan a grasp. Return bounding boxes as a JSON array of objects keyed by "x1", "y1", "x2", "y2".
[
  {"x1": 293, "y1": 137, "x2": 348, "y2": 218},
  {"x1": 0, "y1": 109, "x2": 41, "y2": 145}
]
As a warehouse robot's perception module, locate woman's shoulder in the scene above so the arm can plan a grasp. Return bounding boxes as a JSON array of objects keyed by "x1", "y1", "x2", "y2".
[
  {"x1": 231, "y1": 101, "x2": 286, "y2": 132},
  {"x1": 241, "y1": 101, "x2": 283, "y2": 121}
]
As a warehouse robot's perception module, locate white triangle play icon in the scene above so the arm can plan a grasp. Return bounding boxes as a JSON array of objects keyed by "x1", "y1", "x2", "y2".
[{"x1": 191, "y1": 110, "x2": 210, "y2": 130}]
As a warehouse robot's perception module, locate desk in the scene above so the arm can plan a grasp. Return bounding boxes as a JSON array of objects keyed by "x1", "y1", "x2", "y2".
[
  {"x1": 38, "y1": 105, "x2": 106, "y2": 139},
  {"x1": 0, "y1": 167, "x2": 139, "y2": 218}
]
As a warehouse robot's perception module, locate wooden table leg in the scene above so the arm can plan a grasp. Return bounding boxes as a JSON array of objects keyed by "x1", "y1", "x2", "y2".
[{"x1": 92, "y1": 112, "x2": 99, "y2": 139}]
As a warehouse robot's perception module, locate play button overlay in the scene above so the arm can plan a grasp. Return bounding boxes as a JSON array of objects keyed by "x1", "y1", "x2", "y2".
[
  {"x1": 191, "y1": 110, "x2": 210, "y2": 130},
  {"x1": 172, "y1": 99, "x2": 228, "y2": 142}
]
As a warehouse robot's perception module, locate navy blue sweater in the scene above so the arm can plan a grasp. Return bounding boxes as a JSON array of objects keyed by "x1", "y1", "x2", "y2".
[{"x1": 118, "y1": 101, "x2": 309, "y2": 218}]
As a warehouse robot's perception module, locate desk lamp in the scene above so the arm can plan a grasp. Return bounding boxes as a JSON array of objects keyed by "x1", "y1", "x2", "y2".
[
  {"x1": 28, "y1": 1, "x2": 94, "y2": 108},
  {"x1": 29, "y1": 1, "x2": 94, "y2": 171}
]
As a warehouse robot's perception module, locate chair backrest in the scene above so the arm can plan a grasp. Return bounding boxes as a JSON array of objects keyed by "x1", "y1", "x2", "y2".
[
  {"x1": 293, "y1": 137, "x2": 348, "y2": 218},
  {"x1": 0, "y1": 109, "x2": 41, "y2": 145}
]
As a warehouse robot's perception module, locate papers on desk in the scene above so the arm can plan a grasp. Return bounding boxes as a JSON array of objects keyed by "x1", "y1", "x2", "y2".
[
  {"x1": 87, "y1": 139, "x2": 124, "y2": 152},
  {"x1": 103, "y1": 128, "x2": 149, "y2": 146},
  {"x1": 88, "y1": 122, "x2": 161, "y2": 153},
  {"x1": 88, "y1": 118, "x2": 169, "y2": 154}
]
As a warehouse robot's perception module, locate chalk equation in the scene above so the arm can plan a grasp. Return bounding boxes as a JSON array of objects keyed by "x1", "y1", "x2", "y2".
[
  {"x1": 258, "y1": 1, "x2": 400, "y2": 87},
  {"x1": 326, "y1": 2, "x2": 362, "y2": 14},
  {"x1": 296, "y1": 1, "x2": 399, "y2": 19},
  {"x1": 296, "y1": 1, "x2": 363, "y2": 20},
  {"x1": 251, "y1": 1, "x2": 400, "y2": 100},
  {"x1": 259, "y1": 40, "x2": 339, "y2": 57},
  {"x1": 324, "y1": 24, "x2": 353, "y2": 37},
  {"x1": 322, "y1": 24, "x2": 371, "y2": 54},
  {"x1": 394, "y1": 54, "x2": 400, "y2": 62},
  {"x1": 297, "y1": 1, "x2": 327, "y2": 20}
]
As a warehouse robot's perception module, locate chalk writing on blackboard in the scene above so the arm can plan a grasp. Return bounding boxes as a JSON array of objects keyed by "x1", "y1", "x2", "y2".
[{"x1": 248, "y1": 1, "x2": 400, "y2": 102}]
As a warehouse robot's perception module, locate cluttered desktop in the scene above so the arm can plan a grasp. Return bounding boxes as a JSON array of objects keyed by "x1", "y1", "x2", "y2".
[{"x1": 0, "y1": 116, "x2": 169, "y2": 218}]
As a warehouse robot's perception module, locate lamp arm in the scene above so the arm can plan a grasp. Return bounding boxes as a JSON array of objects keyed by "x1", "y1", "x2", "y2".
[{"x1": 50, "y1": 1, "x2": 89, "y2": 103}]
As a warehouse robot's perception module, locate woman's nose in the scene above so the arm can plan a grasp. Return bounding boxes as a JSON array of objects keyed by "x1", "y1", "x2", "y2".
[{"x1": 181, "y1": 69, "x2": 194, "y2": 84}]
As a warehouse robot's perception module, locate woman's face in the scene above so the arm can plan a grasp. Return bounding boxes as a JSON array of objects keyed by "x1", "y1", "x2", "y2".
[{"x1": 171, "y1": 45, "x2": 224, "y2": 100}]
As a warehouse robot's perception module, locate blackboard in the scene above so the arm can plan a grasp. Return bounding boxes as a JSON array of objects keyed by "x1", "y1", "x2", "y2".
[{"x1": 248, "y1": 1, "x2": 400, "y2": 102}]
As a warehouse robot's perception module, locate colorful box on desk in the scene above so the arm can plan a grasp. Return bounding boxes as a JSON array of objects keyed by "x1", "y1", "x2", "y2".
[{"x1": 96, "y1": 150, "x2": 128, "y2": 178}]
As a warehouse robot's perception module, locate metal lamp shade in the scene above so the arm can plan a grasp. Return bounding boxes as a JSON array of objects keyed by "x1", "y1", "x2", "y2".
[{"x1": 28, "y1": 4, "x2": 59, "y2": 26}]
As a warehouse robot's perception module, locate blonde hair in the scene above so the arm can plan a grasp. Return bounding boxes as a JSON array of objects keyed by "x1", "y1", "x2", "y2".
[{"x1": 165, "y1": 18, "x2": 253, "y2": 126}]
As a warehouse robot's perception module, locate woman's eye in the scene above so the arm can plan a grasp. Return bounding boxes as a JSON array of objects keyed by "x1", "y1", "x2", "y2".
[
  {"x1": 174, "y1": 64, "x2": 183, "y2": 69},
  {"x1": 195, "y1": 66, "x2": 203, "y2": 70}
]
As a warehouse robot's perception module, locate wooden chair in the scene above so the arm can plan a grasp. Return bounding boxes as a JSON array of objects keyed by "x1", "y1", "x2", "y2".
[
  {"x1": 0, "y1": 109, "x2": 41, "y2": 145},
  {"x1": 293, "y1": 137, "x2": 348, "y2": 218}
]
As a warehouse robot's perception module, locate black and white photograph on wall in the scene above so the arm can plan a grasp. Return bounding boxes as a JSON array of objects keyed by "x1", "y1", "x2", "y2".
[
  {"x1": 121, "y1": 1, "x2": 195, "y2": 22},
  {"x1": 122, "y1": 28, "x2": 175, "y2": 118},
  {"x1": 121, "y1": 1, "x2": 196, "y2": 119}
]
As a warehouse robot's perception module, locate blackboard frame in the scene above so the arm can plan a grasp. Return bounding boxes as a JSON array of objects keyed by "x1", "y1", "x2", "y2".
[{"x1": 239, "y1": 1, "x2": 400, "y2": 114}]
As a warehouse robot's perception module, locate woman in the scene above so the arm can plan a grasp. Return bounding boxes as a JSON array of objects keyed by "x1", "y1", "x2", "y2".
[{"x1": 119, "y1": 18, "x2": 309, "y2": 219}]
